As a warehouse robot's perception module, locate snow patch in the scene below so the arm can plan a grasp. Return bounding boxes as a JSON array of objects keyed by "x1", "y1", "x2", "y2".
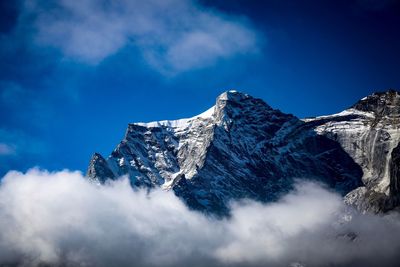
[
  {"x1": 302, "y1": 108, "x2": 375, "y2": 122},
  {"x1": 133, "y1": 107, "x2": 215, "y2": 129}
]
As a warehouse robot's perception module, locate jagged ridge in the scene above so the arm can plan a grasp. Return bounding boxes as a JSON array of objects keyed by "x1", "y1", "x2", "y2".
[{"x1": 87, "y1": 90, "x2": 372, "y2": 215}]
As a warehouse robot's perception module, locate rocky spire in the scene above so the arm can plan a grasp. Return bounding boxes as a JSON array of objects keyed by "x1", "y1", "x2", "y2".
[{"x1": 87, "y1": 153, "x2": 115, "y2": 183}]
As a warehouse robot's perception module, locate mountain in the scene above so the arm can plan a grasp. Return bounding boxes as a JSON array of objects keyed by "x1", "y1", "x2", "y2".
[
  {"x1": 87, "y1": 90, "x2": 400, "y2": 215},
  {"x1": 306, "y1": 90, "x2": 400, "y2": 212}
]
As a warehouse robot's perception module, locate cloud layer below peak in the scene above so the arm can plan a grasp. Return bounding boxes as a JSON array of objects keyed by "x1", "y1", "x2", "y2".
[
  {"x1": 21, "y1": 0, "x2": 260, "y2": 75},
  {"x1": 1, "y1": 169, "x2": 400, "y2": 266}
]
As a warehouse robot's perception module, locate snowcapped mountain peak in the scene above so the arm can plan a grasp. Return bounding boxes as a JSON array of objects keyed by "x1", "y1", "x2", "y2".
[
  {"x1": 127, "y1": 90, "x2": 271, "y2": 133},
  {"x1": 216, "y1": 90, "x2": 249, "y2": 101},
  {"x1": 214, "y1": 90, "x2": 273, "y2": 129},
  {"x1": 87, "y1": 89, "x2": 400, "y2": 214},
  {"x1": 215, "y1": 90, "x2": 270, "y2": 108},
  {"x1": 88, "y1": 90, "x2": 367, "y2": 214},
  {"x1": 351, "y1": 89, "x2": 400, "y2": 117}
]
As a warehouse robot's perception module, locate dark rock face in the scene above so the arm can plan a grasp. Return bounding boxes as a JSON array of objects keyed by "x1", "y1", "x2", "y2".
[
  {"x1": 389, "y1": 143, "x2": 400, "y2": 205},
  {"x1": 87, "y1": 153, "x2": 115, "y2": 183},
  {"x1": 87, "y1": 90, "x2": 366, "y2": 215},
  {"x1": 351, "y1": 90, "x2": 400, "y2": 117}
]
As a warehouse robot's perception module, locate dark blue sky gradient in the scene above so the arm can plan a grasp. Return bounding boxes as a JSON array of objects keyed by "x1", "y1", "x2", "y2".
[{"x1": 0, "y1": 0, "x2": 399, "y2": 174}]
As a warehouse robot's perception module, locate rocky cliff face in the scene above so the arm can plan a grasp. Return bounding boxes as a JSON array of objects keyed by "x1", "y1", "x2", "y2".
[
  {"x1": 305, "y1": 90, "x2": 400, "y2": 213},
  {"x1": 389, "y1": 143, "x2": 400, "y2": 204},
  {"x1": 87, "y1": 90, "x2": 371, "y2": 215}
]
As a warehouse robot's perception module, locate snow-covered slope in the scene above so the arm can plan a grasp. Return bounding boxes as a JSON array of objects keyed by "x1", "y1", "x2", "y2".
[
  {"x1": 305, "y1": 90, "x2": 400, "y2": 212},
  {"x1": 88, "y1": 90, "x2": 367, "y2": 215}
]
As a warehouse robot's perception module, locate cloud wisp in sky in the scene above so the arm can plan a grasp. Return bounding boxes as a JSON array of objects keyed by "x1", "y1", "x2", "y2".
[
  {"x1": 0, "y1": 143, "x2": 15, "y2": 156},
  {"x1": 21, "y1": 0, "x2": 260, "y2": 75},
  {"x1": 1, "y1": 169, "x2": 400, "y2": 267}
]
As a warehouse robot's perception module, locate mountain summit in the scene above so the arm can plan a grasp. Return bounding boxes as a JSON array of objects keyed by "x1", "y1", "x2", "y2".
[
  {"x1": 351, "y1": 89, "x2": 400, "y2": 116},
  {"x1": 88, "y1": 90, "x2": 400, "y2": 214}
]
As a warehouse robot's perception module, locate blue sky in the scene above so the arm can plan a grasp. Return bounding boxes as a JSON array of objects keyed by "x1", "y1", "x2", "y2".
[{"x1": 1, "y1": 0, "x2": 399, "y2": 175}]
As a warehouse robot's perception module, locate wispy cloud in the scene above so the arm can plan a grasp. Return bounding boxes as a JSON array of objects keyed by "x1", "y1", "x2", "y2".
[
  {"x1": 0, "y1": 143, "x2": 15, "y2": 156},
  {"x1": 21, "y1": 0, "x2": 260, "y2": 75},
  {"x1": 1, "y1": 169, "x2": 400, "y2": 267},
  {"x1": 0, "y1": 129, "x2": 47, "y2": 159}
]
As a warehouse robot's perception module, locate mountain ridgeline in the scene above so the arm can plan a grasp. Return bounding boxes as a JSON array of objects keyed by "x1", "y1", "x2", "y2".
[{"x1": 87, "y1": 90, "x2": 400, "y2": 215}]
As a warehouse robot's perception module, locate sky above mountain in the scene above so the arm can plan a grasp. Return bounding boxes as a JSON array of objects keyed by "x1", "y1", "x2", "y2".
[{"x1": 1, "y1": 0, "x2": 399, "y2": 174}]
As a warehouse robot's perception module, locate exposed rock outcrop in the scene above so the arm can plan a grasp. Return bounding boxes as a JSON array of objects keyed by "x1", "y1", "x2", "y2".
[{"x1": 307, "y1": 90, "x2": 400, "y2": 213}]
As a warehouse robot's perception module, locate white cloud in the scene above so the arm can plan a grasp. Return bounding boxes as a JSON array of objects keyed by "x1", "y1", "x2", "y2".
[
  {"x1": 1, "y1": 169, "x2": 400, "y2": 266},
  {"x1": 21, "y1": 0, "x2": 260, "y2": 74}
]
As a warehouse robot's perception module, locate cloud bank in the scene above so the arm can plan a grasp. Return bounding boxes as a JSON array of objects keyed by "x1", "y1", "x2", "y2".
[
  {"x1": 21, "y1": 0, "x2": 259, "y2": 74},
  {"x1": 1, "y1": 169, "x2": 400, "y2": 267}
]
